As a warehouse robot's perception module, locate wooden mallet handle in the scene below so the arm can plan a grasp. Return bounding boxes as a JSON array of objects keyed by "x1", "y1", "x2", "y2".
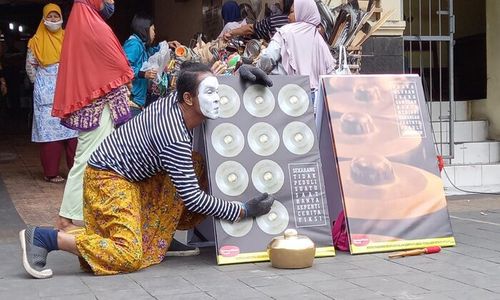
[{"x1": 389, "y1": 246, "x2": 441, "y2": 258}]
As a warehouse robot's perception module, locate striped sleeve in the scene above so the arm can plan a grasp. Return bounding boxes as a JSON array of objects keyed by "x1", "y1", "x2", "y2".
[
  {"x1": 254, "y1": 15, "x2": 289, "y2": 41},
  {"x1": 253, "y1": 17, "x2": 272, "y2": 41},
  {"x1": 160, "y1": 141, "x2": 241, "y2": 222}
]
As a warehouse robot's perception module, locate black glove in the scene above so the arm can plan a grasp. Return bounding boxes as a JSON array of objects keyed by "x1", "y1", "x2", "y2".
[
  {"x1": 242, "y1": 193, "x2": 275, "y2": 218},
  {"x1": 238, "y1": 64, "x2": 273, "y2": 87}
]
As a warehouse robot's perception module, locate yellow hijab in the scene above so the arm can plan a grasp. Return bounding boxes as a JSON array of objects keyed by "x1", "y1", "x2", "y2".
[{"x1": 27, "y1": 3, "x2": 64, "y2": 67}]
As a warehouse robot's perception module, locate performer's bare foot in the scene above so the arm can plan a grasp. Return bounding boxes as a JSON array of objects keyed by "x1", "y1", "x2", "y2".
[{"x1": 56, "y1": 216, "x2": 82, "y2": 233}]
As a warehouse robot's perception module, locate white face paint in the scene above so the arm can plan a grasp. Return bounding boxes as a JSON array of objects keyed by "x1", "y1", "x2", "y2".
[{"x1": 198, "y1": 76, "x2": 220, "y2": 119}]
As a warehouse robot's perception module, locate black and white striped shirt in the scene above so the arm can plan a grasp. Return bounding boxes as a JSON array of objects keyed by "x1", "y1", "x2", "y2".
[
  {"x1": 254, "y1": 14, "x2": 289, "y2": 42},
  {"x1": 88, "y1": 93, "x2": 241, "y2": 222}
]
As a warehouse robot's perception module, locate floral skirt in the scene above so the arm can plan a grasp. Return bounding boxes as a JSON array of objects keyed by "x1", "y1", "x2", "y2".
[{"x1": 75, "y1": 154, "x2": 206, "y2": 275}]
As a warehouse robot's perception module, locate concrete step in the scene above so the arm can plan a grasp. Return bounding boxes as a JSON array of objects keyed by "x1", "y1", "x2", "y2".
[
  {"x1": 444, "y1": 184, "x2": 500, "y2": 196},
  {"x1": 437, "y1": 140, "x2": 500, "y2": 165},
  {"x1": 442, "y1": 163, "x2": 500, "y2": 191},
  {"x1": 429, "y1": 101, "x2": 468, "y2": 122},
  {"x1": 432, "y1": 120, "x2": 488, "y2": 143}
]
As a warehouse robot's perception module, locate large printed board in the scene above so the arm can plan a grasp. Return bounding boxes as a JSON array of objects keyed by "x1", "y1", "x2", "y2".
[
  {"x1": 320, "y1": 74, "x2": 455, "y2": 254},
  {"x1": 204, "y1": 75, "x2": 335, "y2": 264}
]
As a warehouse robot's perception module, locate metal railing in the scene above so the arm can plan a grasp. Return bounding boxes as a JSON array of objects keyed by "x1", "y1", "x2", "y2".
[{"x1": 403, "y1": 0, "x2": 455, "y2": 159}]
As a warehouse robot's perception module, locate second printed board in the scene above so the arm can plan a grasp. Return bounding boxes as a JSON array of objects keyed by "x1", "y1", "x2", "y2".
[
  {"x1": 319, "y1": 74, "x2": 455, "y2": 254},
  {"x1": 204, "y1": 75, "x2": 335, "y2": 264}
]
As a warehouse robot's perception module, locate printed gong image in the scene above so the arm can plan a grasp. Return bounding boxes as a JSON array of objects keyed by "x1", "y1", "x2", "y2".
[
  {"x1": 247, "y1": 122, "x2": 280, "y2": 156},
  {"x1": 211, "y1": 123, "x2": 245, "y2": 157},
  {"x1": 204, "y1": 76, "x2": 335, "y2": 264},
  {"x1": 220, "y1": 201, "x2": 253, "y2": 237},
  {"x1": 215, "y1": 161, "x2": 249, "y2": 196},
  {"x1": 339, "y1": 155, "x2": 447, "y2": 220},
  {"x1": 251, "y1": 159, "x2": 285, "y2": 194},
  {"x1": 282, "y1": 121, "x2": 315, "y2": 155},
  {"x1": 243, "y1": 84, "x2": 275, "y2": 117},
  {"x1": 218, "y1": 84, "x2": 241, "y2": 118},
  {"x1": 278, "y1": 84, "x2": 309, "y2": 117},
  {"x1": 332, "y1": 112, "x2": 421, "y2": 160},
  {"x1": 256, "y1": 200, "x2": 289, "y2": 235}
]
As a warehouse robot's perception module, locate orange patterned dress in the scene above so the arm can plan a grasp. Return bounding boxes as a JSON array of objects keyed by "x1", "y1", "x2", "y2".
[{"x1": 75, "y1": 154, "x2": 206, "y2": 275}]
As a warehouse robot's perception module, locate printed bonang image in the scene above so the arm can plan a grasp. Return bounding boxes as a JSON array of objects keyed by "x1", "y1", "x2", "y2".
[{"x1": 322, "y1": 75, "x2": 455, "y2": 254}]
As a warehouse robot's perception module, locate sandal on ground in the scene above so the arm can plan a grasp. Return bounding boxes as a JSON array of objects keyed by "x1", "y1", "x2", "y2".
[
  {"x1": 19, "y1": 226, "x2": 53, "y2": 279},
  {"x1": 165, "y1": 239, "x2": 200, "y2": 257},
  {"x1": 43, "y1": 175, "x2": 65, "y2": 183}
]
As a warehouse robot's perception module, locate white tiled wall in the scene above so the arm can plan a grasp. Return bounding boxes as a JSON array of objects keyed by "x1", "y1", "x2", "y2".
[
  {"x1": 437, "y1": 142, "x2": 500, "y2": 165},
  {"x1": 454, "y1": 122, "x2": 473, "y2": 142},
  {"x1": 490, "y1": 143, "x2": 500, "y2": 163},
  {"x1": 472, "y1": 121, "x2": 489, "y2": 142},
  {"x1": 433, "y1": 131, "x2": 448, "y2": 144},
  {"x1": 429, "y1": 101, "x2": 468, "y2": 122},
  {"x1": 454, "y1": 165, "x2": 482, "y2": 186},
  {"x1": 432, "y1": 120, "x2": 489, "y2": 144},
  {"x1": 441, "y1": 166, "x2": 455, "y2": 188},
  {"x1": 442, "y1": 164, "x2": 500, "y2": 189},
  {"x1": 482, "y1": 165, "x2": 500, "y2": 186},
  {"x1": 462, "y1": 142, "x2": 491, "y2": 164},
  {"x1": 450, "y1": 145, "x2": 465, "y2": 164},
  {"x1": 430, "y1": 101, "x2": 500, "y2": 192},
  {"x1": 455, "y1": 101, "x2": 469, "y2": 121}
]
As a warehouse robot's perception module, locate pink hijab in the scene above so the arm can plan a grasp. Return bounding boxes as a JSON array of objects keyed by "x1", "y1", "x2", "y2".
[
  {"x1": 274, "y1": 0, "x2": 335, "y2": 89},
  {"x1": 52, "y1": 0, "x2": 133, "y2": 118}
]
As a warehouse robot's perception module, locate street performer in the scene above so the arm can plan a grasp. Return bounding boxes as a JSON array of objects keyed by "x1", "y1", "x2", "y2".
[{"x1": 20, "y1": 62, "x2": 275, "y2": 278}]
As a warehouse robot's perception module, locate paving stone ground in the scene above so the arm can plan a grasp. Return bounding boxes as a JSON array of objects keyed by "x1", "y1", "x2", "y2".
[{"x1": 1, "y1": 116, "x2": 500, "y2": 299}]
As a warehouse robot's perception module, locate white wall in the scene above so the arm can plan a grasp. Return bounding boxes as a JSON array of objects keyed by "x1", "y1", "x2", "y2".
[{"x1": 471, "y1": 0, "x2": 500, "y2": 139}]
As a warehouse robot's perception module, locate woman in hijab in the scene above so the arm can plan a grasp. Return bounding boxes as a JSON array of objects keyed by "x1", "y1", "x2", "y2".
[
  {"x1": 123, "y1": 13, "x2": 180, "y2": 115},
  {"x1": 217, "y1": 1, "x2": 247, "y2": 38},
  {"x1": 256, "y1": 0, "x2": 335, "y2": 92},
  {"x1": 222, "y1": 0, "x2": 241, "y2": 24},
  {"x1": 52, "y1": 0, "x2": 134, "y2": 232},
  {"x1": 26, "y1": 3, "x2": 78, "y2": 183}
]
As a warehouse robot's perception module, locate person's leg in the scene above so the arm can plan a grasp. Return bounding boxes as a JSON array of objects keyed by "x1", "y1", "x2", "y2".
[
  {"x1": 57, "y1": 105, "x2": 114, "y2": 231},
  {"x1": 57, "y1": 132, "x2": 87, "y2": 231},
  {"x1": 20, "y1": 210, "x2": 143, "y2": 279},
  {"x1": 132, "y1": 170, "x2": 202, "y2": 264},
  {"x1": 21, "y1": 157, "x2": 208, "y2": 279},
  {"x1": 57, "y1": 231, "x2": 79, "y2": 255},
  {"x1": 19, "y1": 226, "x2": 79, "y2": 279},
  {"x1": 64, "y1": 137, "x2": 78, "y2": 170},
  {"x1": 74, "y1": 167, "x2": 205, "y2": 273},
  {"x1": 75, "y1": 167, "x2": 145, "y2": 275},
  {"x1": 40, "y1": 141, "x2": 63, "y2": 180},
  {"x1": 21, "y1": 167, "x2": 143, "y2": 278}
]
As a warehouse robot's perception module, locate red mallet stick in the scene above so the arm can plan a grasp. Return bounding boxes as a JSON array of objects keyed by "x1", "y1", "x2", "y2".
[{"x1": 388, "y1": 246, "x2": 441, "y2": 259}]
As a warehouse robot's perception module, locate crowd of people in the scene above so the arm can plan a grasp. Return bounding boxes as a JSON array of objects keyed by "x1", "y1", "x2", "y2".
[{"x1": 19, "y1": 0, "x2": 336, "y2": 279}]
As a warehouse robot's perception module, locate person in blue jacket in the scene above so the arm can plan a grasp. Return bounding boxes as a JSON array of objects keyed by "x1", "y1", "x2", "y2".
[{"x1": 123, "y1": 13, "x2": 180, "y2": 116}]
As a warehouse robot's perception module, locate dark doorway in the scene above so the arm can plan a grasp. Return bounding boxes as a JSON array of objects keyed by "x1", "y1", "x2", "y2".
[{"x1": 0, "y1": 0, "x2": 152, "y2": 132}]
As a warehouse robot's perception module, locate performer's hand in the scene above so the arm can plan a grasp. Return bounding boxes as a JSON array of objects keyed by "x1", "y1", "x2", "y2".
[
  {"x1": 242, "y1": 193, "x2": 275, "y2": 218},
  {"x1": 238, "y1": 64, "x2": 273, "y2": 87}
]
